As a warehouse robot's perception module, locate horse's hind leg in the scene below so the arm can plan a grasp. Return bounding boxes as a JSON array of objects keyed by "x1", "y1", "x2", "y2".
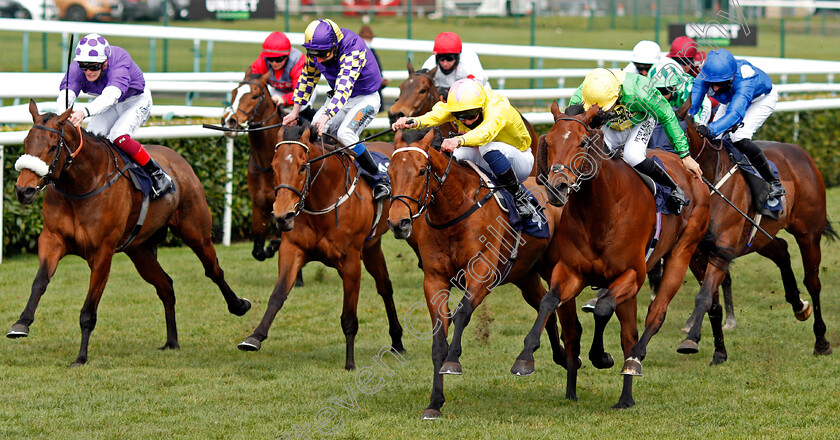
[
  {"x1": 795, "y1": 232, "x2": 832, "y2": 355},
  {"x1": 362, "y1": 241, "x2": 404, "y2": 354},
  {"x1": 8, "y1": 234, "x2": 65, "y2": 339},
  {"x1": 73, "y1": 251, "x2": 116, "y2": 366},
  {"x1": 178, "y1": 220, "x2": 251, "y2": 316},
  {"x1": 125, "y1": 246, "x2": 178, "y2": 350},
  {"x1": 756, "y1": 237, "x2": 808, "y2": 317},
  {"x1": 722, "y1": 271, "x2": 737, "y2": 330}
]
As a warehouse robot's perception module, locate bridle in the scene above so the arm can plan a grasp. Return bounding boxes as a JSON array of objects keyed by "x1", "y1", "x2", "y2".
[
  {"x1": 390, "y1": 146, "x2": 453, "y2": 221},
  {"x1": 403, "y1": 71, "x2": 438, "y2": 118},
  {"x1": 547, "y1": 116, "x2": 608, "y2": 192},
  {"x1": 28, "y1": 122, "x2": 84, "y2": 191},
  {"x1": 228, "y1": 79, "x2": 283, "y2": 130}
]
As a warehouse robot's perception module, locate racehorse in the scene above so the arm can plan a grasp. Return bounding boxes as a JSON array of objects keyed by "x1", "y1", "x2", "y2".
[
  {"x1": 10, "y1": 100, "x2": 252, "y2": 366},
  {"x1": 387, "y1": 61, "x2": 541, "y2": 175},
  {"x1": 222, "y1": 70, "x2": 287, "y2": 262},
  {"x1": 387, "y1": 128, "x2": 568, "y2": 420},
  {"x1": 510, "y1": 102, "x2": 711, "y2": 408},
  {"x1": 237, "y1": 123, "x2": 405, "y2": 371},
  {"x1": 675, "y1": 104, "x2": 835, "y2": 364}
]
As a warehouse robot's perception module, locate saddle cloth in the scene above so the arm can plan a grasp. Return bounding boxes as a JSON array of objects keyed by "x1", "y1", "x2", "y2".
[{"x1": 630, "y1": 155, "x2": 688, "y2": 216}]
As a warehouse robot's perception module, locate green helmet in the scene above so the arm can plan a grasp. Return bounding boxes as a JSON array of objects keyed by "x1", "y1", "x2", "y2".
[{"x1": 648, "y1": 63, "x2": 683, "y2": 89}]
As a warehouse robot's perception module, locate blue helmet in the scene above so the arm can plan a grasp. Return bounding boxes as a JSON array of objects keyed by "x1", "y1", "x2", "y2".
[
  {"x1": 302, "y1": 19, "x2": 343, "y2": 53},
  {"x1": 699, "y1": 49, "x2": 737, "y2": 83}
]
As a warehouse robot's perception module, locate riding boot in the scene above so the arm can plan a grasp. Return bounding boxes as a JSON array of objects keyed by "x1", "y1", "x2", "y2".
[
  {"x1": 634, "y1": 157, "x2": 688, "y2": 215},
  {"x1": 735, "y1": 139, "x2": 785, "y2": 199},
  {"x1": 497, "y1": 167, "x2": 536, "y2": 218},
  {"x1": 142, "y1": 158, "x2": 174, "y2": 199},
  {"x1": 356, "y1": 148, "x2": 390, "y2": 201}
]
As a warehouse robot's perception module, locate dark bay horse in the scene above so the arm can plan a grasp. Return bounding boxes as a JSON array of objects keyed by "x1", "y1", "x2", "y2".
[
  {"x1": 10, "y1": 100, "x2": 251, "y2": 366},
  {"x1": 511, "y1": 103, "x2": 711, "y2": 408},
  {"x1": 387, "y1": 61, "x2": 541, "y2": 175},
  {"x1": 676, "y1": 108, "x2": 835, "y2": 364},
  {"x1": 222, "y1": 70, "x2": 286, "y2": 262},
  {"x1": 387, "y1": 129, "x2": 567, "y2": 420},
  {"x1": 237, "y1": 124, "x2": 404, "y2": 371}
]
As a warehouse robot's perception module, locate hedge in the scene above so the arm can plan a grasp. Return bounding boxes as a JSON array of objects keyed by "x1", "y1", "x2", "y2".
[{"x1": 3, "y1": 108, "x2": 839, "y2": 257}]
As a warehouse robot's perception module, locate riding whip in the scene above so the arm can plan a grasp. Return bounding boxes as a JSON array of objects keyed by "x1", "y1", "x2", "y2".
[
  {"x1": 65, "y1": 34, "x2": 75, "y2": 110},
  {"x1": 702, "y1": 176, "x2": 773, "y2": 240}
]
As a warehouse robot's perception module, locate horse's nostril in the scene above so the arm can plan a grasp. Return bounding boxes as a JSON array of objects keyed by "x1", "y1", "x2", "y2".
[
  {"x1": 399, "y1": 218, "x2": 411, "y2": 229},
  {"x1": 283, "y1": 212, "x2": 295, "y2": 222}
]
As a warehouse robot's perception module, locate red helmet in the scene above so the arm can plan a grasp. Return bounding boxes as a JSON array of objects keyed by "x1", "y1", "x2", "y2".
[
  {"x1": 262, "y1": 32, "x2": 291, "y2": 58},
  {"x1": 668, "y1": 36, "x2": 697, "y2": 59},
  {"x1": 433, "y1": 32, "x2": 462, "y2": 54}
]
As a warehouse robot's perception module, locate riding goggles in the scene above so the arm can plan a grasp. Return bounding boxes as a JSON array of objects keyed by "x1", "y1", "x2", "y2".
[
  {"x1": 452, "y1": 108, "x2": 482, "y2": 121},
  {"x1": 307, "y1": 49, "x2": 332, "y2": 59},
  {"x1": 78, "y1": 62, "x2": 104, "y2": 71},
  {"x1": 633, "y1": 62, "x2": 653, "y2": 74},
  {"x1": 436, "y1": 53, "x2": 458, "y2": 63},
  {"x1": 266, "y1": 55, "x2": 288, "y2": 63},
  {"x1": 710, "y1": 79, "x2": 733, "y2": 92}
]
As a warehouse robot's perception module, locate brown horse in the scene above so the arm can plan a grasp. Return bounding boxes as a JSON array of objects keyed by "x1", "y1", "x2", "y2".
[
  {"x1": 676, "y1": 107, "x2": 835, "y2": 364},
  {"x1": 222, "y1": 70, "x2": 286, "y2": 262},
  {"x1": 10, "y1": 100, "x2": 251, "y2": 366},
  {"x1": 510, "y1": 103, "x2": 711, "y2": 408},
  {"x1": 387, "y1": 128, "x2": 568, "y2": 420},
  {"x1": 387, "y1": 61, "x2": 541, "y2": 175},
  {"x1": 237, "y1": 124, "x2": 404, "y2": 371}
]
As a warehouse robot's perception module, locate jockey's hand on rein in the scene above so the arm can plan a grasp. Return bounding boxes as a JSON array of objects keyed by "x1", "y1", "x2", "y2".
[{"x1": 696, "y1": 125, "x2": 712, "y2": 140}]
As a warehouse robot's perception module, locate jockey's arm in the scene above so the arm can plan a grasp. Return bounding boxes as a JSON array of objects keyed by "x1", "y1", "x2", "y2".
[
  {"x1": 321, "y1": 51, "x2": 365, "y2": 118},
  {"x1": 284, "y1": 56, "x2": 306, "y2": 107},
  {"x1": 708, "y1": 83, "x2": 754, "y2": 137},
  {"x1": 81, "y1": 86, "x2": 123, "y2": 117},
  {"x1": 291, "y1": 57, "x2": 321, "y2": 109},
  {"x1": 413, "y1": 101, "x2": 456, "y2": 129},
  {"x1": 688, "y1": 78, "x2": 708, "y2": 118}
]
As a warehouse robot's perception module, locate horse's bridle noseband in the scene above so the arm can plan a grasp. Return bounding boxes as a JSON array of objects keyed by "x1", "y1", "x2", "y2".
[
  {"x1": 228, "y1": 79, "x2": 281, "y2": 130},
  {"x1": 273, "y1": 140, "x2": 313, "y2": 217},
  {"x1": 390, "y1": 146, "x2": 453, "y2": 221}
]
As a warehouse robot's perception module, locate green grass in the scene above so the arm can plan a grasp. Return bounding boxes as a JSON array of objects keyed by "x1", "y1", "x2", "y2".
[{"x1": 1, "y1": 187, "x2": 840, "y2": 439}]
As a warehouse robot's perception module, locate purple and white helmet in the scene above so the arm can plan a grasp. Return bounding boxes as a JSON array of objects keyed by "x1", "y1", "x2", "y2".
[{"x1": 75, "y1": 33, "x2": 111, "y2": 63}]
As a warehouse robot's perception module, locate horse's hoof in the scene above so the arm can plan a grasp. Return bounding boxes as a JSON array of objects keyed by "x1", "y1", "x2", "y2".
[
  {"x1": 6, "y1": 323, "x2": 29, "y2": 338},
  {"x1": 510, "y1": 359, "x2": 535, "y2": 376},
  {"x1": 232, "y1": 298, "x2": 252, "y2": 316},
  {"x1": 251, "y1": 250, "x2": 267, "y2": 262},
  {"x1": 611, "y1": 398, "x2": 636, "y2": 409},
  {"x1": 723, "y1": 317, "x2": 737, "y2": 330},
  {"x1": 439, "y1": 361, "x2": 462, "y2": 375},
  {"x1": 581, "y1": 297, "x2": 598, "y2": 313},
  {"x1": 158, "y1": 342, "x2": 180, "y2": 351},
  {"x1": 590, "y1": 352, "x2": 614, "y2": 369},
  {"x1": 620, "y1": 357, "x2": 642, "y2": 376},
  {"x1": 710, "y1": 352, "x2": 727, "y2": 366},
  {"x1": 391, "y1": 344, "x2": 407, "y2": 354},
  {"x1": 238, "y1": 337, "x2": 261, "y2": 351},
  {"x1": 677, "y1": 339, "x2": 700, "y2": 354},
  {"x1": 814, "y1": 339, "x2": 833, "y2": 356},
  {"x1": 294, "y1": 278, "x2": 305, "y2": 288},
  {"x1": 70, "y1": 359, "x2": 87, "y2": 368},
  {"x1": 421, "y1": 409, "x2": 442, "y2": 420},
  {"x1": 795, "y1": 301, "x2": 812, "y2": 321}
]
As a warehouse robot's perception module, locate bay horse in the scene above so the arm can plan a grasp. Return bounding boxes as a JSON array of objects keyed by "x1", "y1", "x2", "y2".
[
  {"x1": 10, "y1": 100, "x2": 252, "y2": 366},
  {"x1": 510, "y1": 102, "x2": 711, "y2": 408},
  {"x1": 222, "y1": 70, "x2": 286, "y2": 262},
  {"x1": 676, "y1": 104, "x2": 835, "y2": 364},
  {"x1": 387, "y1": 128, "x2": 568, "y2": 420},
  {"x1": 387, "y1": 61, "x2": 541, "y2": 175},
  {"x1": 237, "y1": 123, "x2": 405, "y2": 371}
]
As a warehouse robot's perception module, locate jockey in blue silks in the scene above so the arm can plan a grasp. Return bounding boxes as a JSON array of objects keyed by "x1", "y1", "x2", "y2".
[{"x1": 689, "y1": 48, "x2": 784, "y2": 199}]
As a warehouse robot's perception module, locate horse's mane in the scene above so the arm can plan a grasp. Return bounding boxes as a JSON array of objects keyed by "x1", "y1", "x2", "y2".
[
  {"x1": 416, "y1": 68, "x2": 432, "y2": 76},
  {"x1": 401, "y1": 127, "x2": 444, "y2": 151},
  {"x1": 39, "y1": 112, "x2": 110, "y2": 145},
  {"x1": 564, "y1": 103, "x2": 610, "y2": 128}
]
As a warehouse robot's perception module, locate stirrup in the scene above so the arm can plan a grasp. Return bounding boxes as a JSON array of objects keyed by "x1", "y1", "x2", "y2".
[
  {"x1": 150, "y1": 170, "x2": 173, "y2": 199},
  {"x1": 667, "y1": 187, "x2": 688, "y2": 215},
  {"x1": 372, "y1": 183, "x2": 390, "y2": 202},
  {"x1": 513, "y1": 191, "x2": 538, "y2": 218},
  {"x1": 767, "y1": 180, "x2": 785, "y2": 199}
]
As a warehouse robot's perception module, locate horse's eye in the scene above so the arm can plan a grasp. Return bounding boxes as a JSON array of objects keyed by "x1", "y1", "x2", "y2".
[
  {"x1": 251, "y1": 95, "x2": 259, "y2": 100},
  {"x1": 419, "y1": 89, "x2": 427, "y2": 94},
  {"x1": 299, "y1": 165, "x2": 306, "y2": 173},
  {"x1": 393, "y1": 97, "x2": 398, "y2": 102},
  {"x1": 418, "y1": 168, "x2": 426, "y2": 176},
  {"x1": 49, "y1": 144, "x2": 57, "y2": 152}
]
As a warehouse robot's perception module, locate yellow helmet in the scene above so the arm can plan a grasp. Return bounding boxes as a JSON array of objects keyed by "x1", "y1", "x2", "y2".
[
  {"x1": 581, "y1": 68, "x2": 626, "y2": 111},
  {"x1": 444, "y1": 78, "x2": 487, "y2": 113}
]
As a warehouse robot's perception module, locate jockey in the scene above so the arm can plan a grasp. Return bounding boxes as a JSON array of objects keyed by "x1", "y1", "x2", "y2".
[
  {"x1": 282, "y1": 18, "x2": 389, "y2": 201},
  {"x1": 667, "y1": 36, "x2": 700, "y2": 76},
  {"x1": 689, "y1": 49, "x2": 784, "y2": 199},
  {"x1": 391, "y1": 78, "x2": 536, "y2": 218},
  {"x1": 420, "y1": 32, "x2": 489, "y2": 99},
  {"x1": 248, "y1": 31, "x2": 314, "y2": 119},
  {"x1": 648, "y1": 62, "x2": 712, "y2": 125},
  {"x1": 569, "y1": 68, "x2": 703, "y2": 214},
  {"x1": 624, "y1": 40, "x2": 679, "y2": 77},
  {"x1": 56, "y1": 33, "x2": 171, "y2": 199}
]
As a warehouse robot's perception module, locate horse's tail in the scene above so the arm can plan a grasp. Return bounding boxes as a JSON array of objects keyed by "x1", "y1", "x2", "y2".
[
  {"x1": 696, "y1": 228, "x2": 738, "y2": 268},
  {"x1": 823, "y1": 218, "x2": 839, "y2": 243}
]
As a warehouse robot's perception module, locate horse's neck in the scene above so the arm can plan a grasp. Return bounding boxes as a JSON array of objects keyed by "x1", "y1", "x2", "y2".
[
  {"x1": 568, "y1": 159, "x2": 635, "y2": 229},
  {"x1": 694, "y1": 138, "x2": 732, "y2": 182},
  {"x1": 307, "y1": 143, "x2": 355, "y2": 206},
  {"x1": 55, "y1": 134, "x2": 114, "y2": 194},
  {"x1": 249, "y1": 127, "x2": 280, "y2": 164},
  {"x1": 427, "y1": 150, "x2": 483, "y2": 218}
]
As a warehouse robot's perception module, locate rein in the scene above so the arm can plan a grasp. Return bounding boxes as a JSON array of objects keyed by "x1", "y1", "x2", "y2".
[
  {"x1": 390, "y1": 146, "x2": 453, "y2": 221},
  {"x1": 548, "y1": 116, "x2": 609, "y2": 192}
]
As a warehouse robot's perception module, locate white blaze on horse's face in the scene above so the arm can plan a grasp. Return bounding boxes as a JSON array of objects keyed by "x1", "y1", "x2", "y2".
[
  {"x1": 562, "y1": 131, "x2": 571, "y2": 141},
  {"x1": 226, "y1": 84, "x2": 251, "y2": 124},
  {"x1": 285, "y1": 153, "x2": 294, "y2": 163}
]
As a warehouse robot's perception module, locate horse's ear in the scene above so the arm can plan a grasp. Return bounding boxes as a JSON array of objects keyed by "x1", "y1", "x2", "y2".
[
  {"x1": 28, "y1": 99, "x2": 39, "y2": 121},
  {"x1": 260, "y1": 71, "x2": 271, "y2": 84},
  {"x1": 301, "y1": 126, "x2": 311, "y2": 143},
  {"x1": 58, "y1": 106, "x2": 73, "y2": 122},
  {"x1": 407, "y1": 59, "x2": 415, "y2": 75},
  {"x1": 429, "y1": 66, "x2": 438, "y2": 77},
  {"x1": 421, "y1": 128, "x2": 435, "y2": 149},
  {"x1": 675, "y1": 98, "x2": 691, "y2": 120},
  {"x1": 536, "y1": 134, "x2": 549, "y2": 183},
  {"x1": 549, "y1": 101, "x2": 562, "y2": 120},
  {"x1": 244, "y1": 67, "x2": 253, "y2": 79},
  {"x1": 580, "y1": 104, "x2": 600, "y2": 127}
]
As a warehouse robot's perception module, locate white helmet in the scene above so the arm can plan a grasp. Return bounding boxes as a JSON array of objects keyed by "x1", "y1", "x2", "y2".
[
  {"x1": 631, "y1": 40, "x2": 662, "y2": 65},
  {"x1": 75, "y1": 33, "x2": 111, "y2": 63}
]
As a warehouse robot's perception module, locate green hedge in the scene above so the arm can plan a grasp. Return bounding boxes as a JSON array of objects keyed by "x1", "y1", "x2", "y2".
[{"x1": 4, "y1": 109, "x2": 839, "y2": 257}]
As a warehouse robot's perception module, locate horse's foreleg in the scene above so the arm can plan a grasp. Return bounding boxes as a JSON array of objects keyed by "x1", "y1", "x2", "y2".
[
  {"x1": 515, "y1": 272, "x2": 567, "y2": 368},
  {"x1": 361, "y1": 242, "x2": 404, "y2": 354},
  {"x1": 795, "y1": 232, "x2": 832, "y2": 355},
  {"x1": 8, "y1": 234, "x2": 65, "y2": 339},
  {"x1": 557, "y1": 299, "x2": 582, "y2": 401},
  {"x1": 337, "y1": 254, "x2": 362, "y2": 371},
  {"x1": 73, "y1": 252, "x2": 115, "y2": 367},
  {"x1": 239, "y1": 246, "x2": 305, "y2": 352},
  {"x1": 422, "y1": 278, "x2": 451, "y2": 420},
  {"x1": 250, "y1": 176, "x2": 275, "y2": 261},
  {"x1": 613, "y1": 298, "x2": 640, "y2": 409},
  {"x1": 125, "y1": 245, "x2": 178, "y2": 350},
  {"x1": 179, "y1": 221, "x2": 251, "y2": 317}
]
